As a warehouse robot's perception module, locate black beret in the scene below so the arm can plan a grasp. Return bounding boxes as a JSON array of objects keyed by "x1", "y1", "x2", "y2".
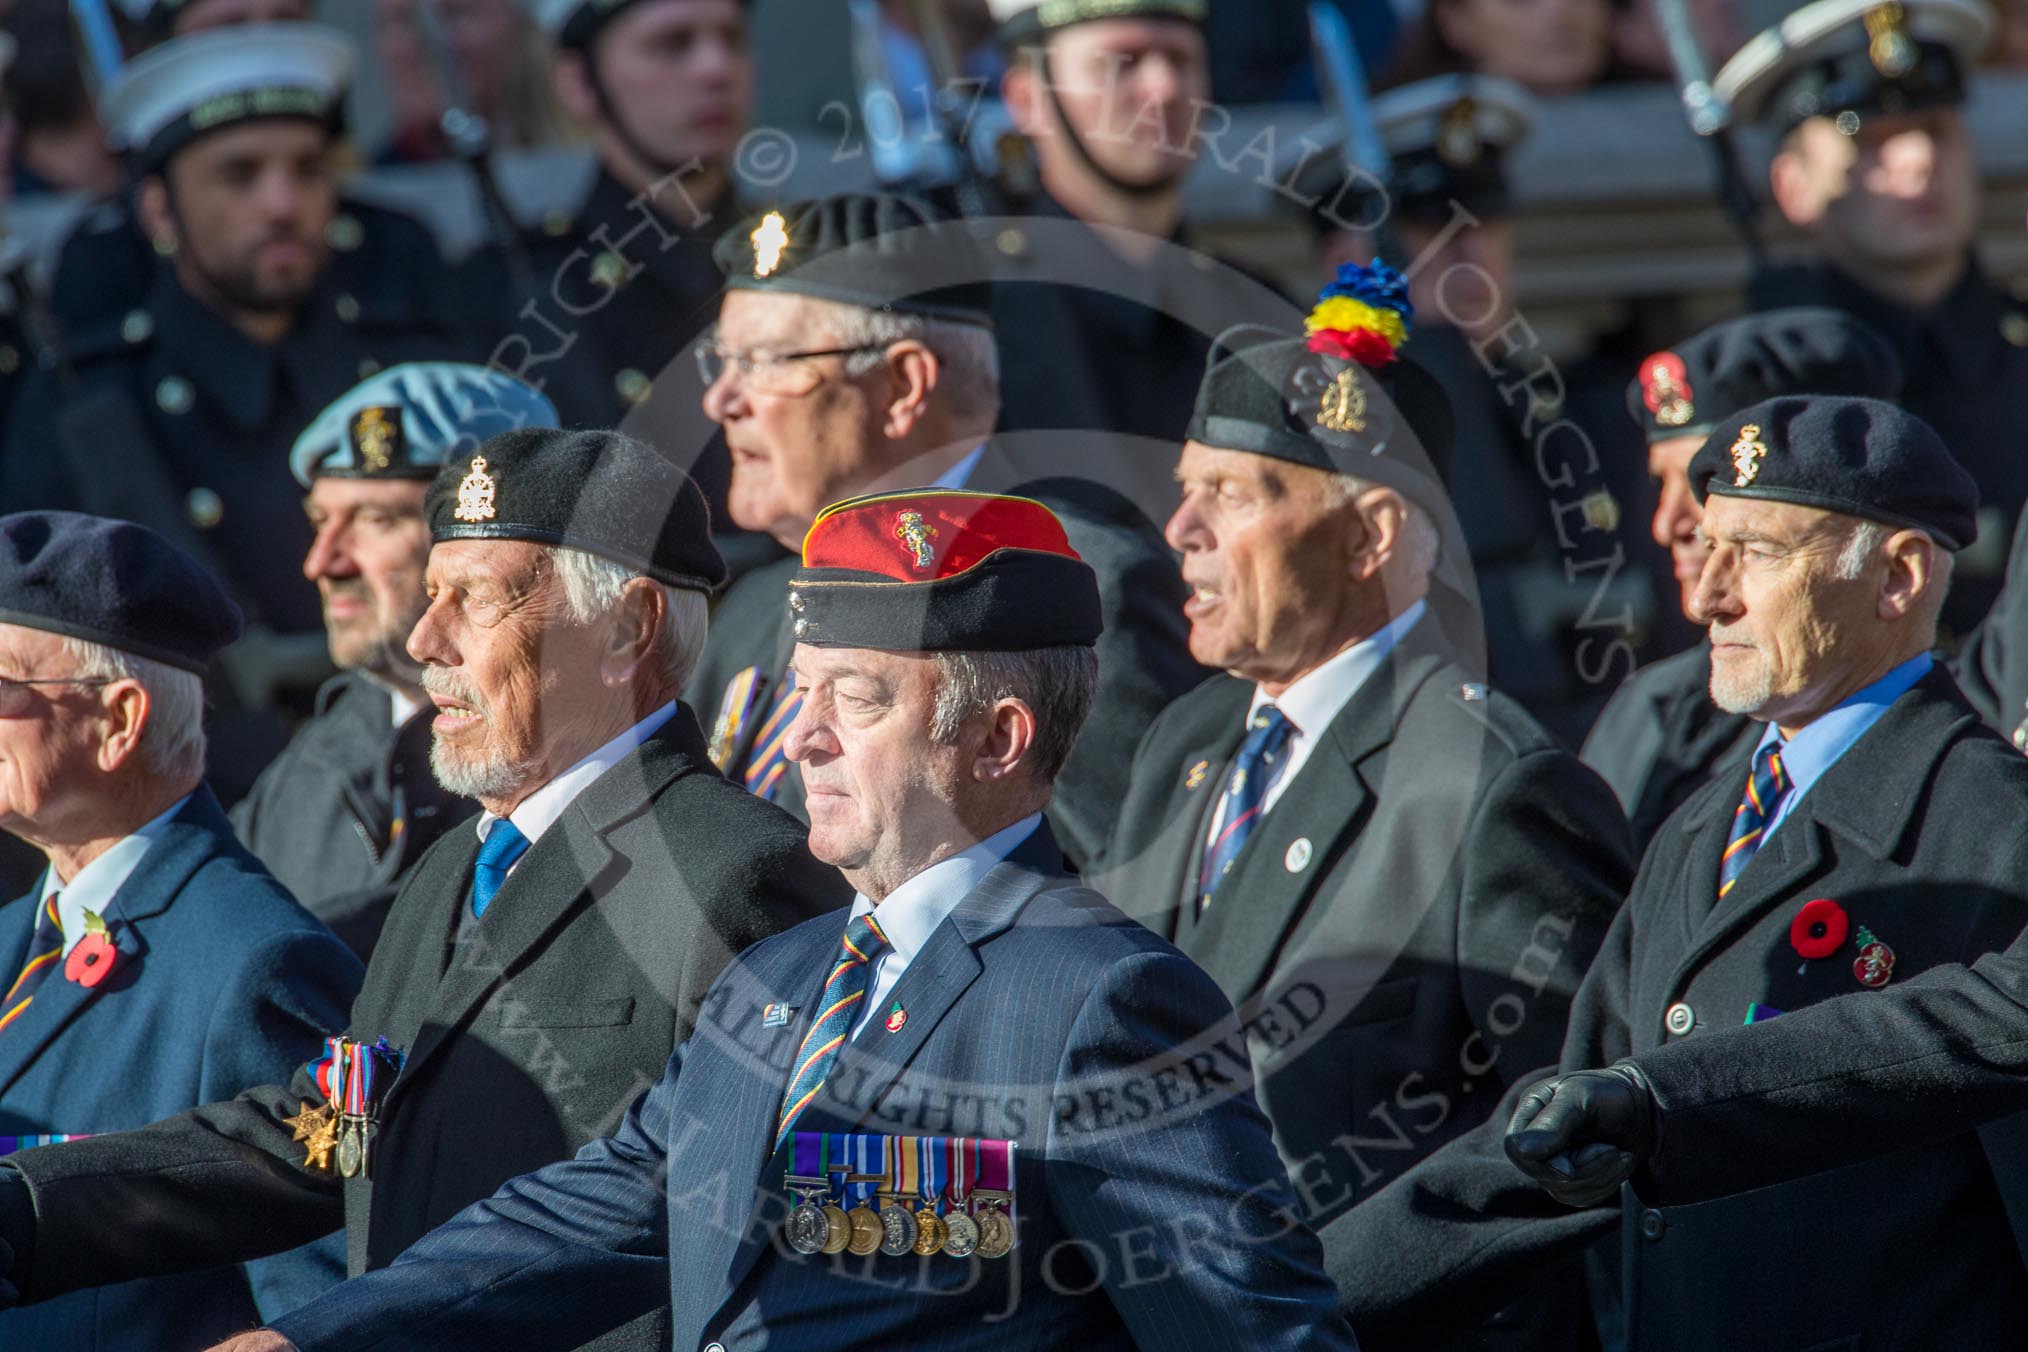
[
  {"x1": 787, "y1": 490, "x2": 1101, "y2": 652},
  {"x1": 713, "y1": 195, "x2": 994, "y2": 327},
  {"x1": 1627, "y1": 308, "x2": 1904, "y2": 444},
  {"x1": 1690, "y1": 395, "x2": 1978, "y2": 550},
  {"x1": 1185, "y1": 326, "x2": 1453, "y2": 523},
  {"x1": 0, "y1": 512, "x2": 242, "y2": 673},
  {"x1": 426, "y1": 429, "x2": 728, "y2": 593}
]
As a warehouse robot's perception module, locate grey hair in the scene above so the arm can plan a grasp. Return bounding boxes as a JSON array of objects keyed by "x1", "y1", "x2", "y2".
[
  {"x1": 1320, "y1": 473, "x2": 1442, "y2": 578},
  {"x1": 1833, "y1": 519, "x2": 1953, "y2": 628},
  {"x1": 59, "y1": 637, "x2": 206, "y2": 781},
  {"x1": 544, "y1": 546, "x2": 710, "y2": 692},
  {"x1": 929, "y1": 646, "x2": 1099, "y2": 783},
  {"x1": 825, "y1": 303, "x2": 1002, "y2": 423}
]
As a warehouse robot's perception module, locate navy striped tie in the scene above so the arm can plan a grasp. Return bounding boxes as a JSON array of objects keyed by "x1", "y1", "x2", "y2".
[
  {"x1": 776, "y1": 912, "x2": 888, "y2": 1150},
  {"x1": 1718, "y1": 740, "x2": 1789, "y2": 902},
  {"x1": 1200, "y1": 706, "x2": 1295, "y2": 908}
]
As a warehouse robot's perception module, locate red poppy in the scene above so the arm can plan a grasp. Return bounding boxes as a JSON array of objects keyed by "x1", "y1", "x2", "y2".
[
  {"x1": 1790, "y1": 898, "x2": 1849, "y2": 960},
  {"x1": 65, "y1": 931, "x2": 117, "y2": 988}
]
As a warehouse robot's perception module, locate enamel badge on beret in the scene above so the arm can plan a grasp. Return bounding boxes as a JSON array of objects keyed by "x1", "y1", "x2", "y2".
[{"x1": 454, "y1": 457, "x2": 498, "y2": 522}]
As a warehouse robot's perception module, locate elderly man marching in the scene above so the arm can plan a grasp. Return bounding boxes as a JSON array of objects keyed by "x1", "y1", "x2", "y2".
[
  {"x1": 0, "y1": 513, "x2": 362, "y2": 1349},
  {"x1": 0, "y1": 431, "x2": 844, "y2": 1352},
  {"x1": 1336, "y1": 397, "x2": 2028, "y2": 1351},
  {"x1": 197, "y1": 489, "x2": 1360, "y2": 1352}
]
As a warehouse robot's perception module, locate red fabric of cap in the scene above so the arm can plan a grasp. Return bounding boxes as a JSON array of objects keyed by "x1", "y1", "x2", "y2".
[{"x1": 801, "y1": 490, "x2": 1083, "y2": 582}]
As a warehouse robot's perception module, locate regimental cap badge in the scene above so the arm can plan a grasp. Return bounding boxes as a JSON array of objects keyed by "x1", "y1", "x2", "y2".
[
  {"x1": 1317, "y1": 367, "x2": 1368, "y2": 433},
  {"x1": 1435, "y1": 96, "x2": 1482, "y2": 168},
  {"x1": 1730, "y1": 422, "x2": 1770, "y2": 486},
  {"x1": 454, "y1": 456, "x2": 499, "y2": 522},
  {"x1": 751, "y1": 210, "x2": 790, "y2": 279},
  {"x1": 1865, "y1": 2, "x2": 1918, "y2": 78},
  {"x1": 349, "y1": 405, "x2": 402, "y2": 473},
  {"x1": 1641, "y1": 351, "x2": 1695, "y2": 428},
  {"x1": 894, "y1": 510, "x2": 938, "y2": 570}
]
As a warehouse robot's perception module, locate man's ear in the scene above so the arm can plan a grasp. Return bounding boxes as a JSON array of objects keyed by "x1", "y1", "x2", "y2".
[
  {"x1": 879, "y1": 340, "x2": 941, "y2": 440},
  {"x1": 1768, "y1": 137, "x2": 1826, "y2": 231},
  {"x1": 96, "y1": 680, "x2": 151, "y2": 774},
  {"x1": 136, "y1": 176, "x2": 176, "y2": 254},
  {"x1": 1877, "y1": 529, "x2": 1938, "y2": 622},
  {"x1": 601, "y1": 577, "x2": 667, "y2": 684},
  {"x1": 551, "y1": 50, "x2": 601, "y2": 127},
  {"x1": 971, "y1": 697, "x2": 1039, "y2": 785},
  {"x1": 1001, "y1": 49, "x2": 1045, "y2": 138},
  {"x1": 1345, "y1": 486, "x2": 1411, "y2": 584}
]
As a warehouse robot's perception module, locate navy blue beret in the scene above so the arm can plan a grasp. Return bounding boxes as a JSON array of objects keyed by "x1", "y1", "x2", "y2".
[
  {"x1": 0, "y1": 512, "x2": 243, "y2": 672},
  {"x1": 1628, "y1": 308, "x2": 1904, "y2": 444},
  {"x1": 426, "y1": 429, "x2": 728, "y2": 594},
  {"x1": 714, "y1": 195, "x2": 994, "y2": 327},
  {"x1": 1690, "y1": 395, "x2": 1978, "y2": 550}
]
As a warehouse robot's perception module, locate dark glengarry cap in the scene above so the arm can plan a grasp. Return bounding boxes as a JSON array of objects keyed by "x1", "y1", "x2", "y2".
[
  {"x1": 1185, "y1": 328, "x2": 1454, "y2": 524},
  {"x1": 1714, "y1": 0, "x2": 1990, "y2": 132},
  {"x1": 426, "y1": 429, "x2": 728, "y2": 593},
  {"x1": 529, "y1": 0, "x2": 750, "y2": 51},
  {"x1": 987, "y1": 0, "x2": 1206, "y2": 45},
  {"x1": 1627, "y1": 307, "x2": 1904, "y2": 444},
  {"x1": 788, "y1": 490, "x2": 1101, "y2": 652},
  {"x1": 101, "y1": 23, "x2": 353, "y2": 173},
  {"x1": 0, "y1": 512, "x2": 243, "y2": 673},
  {"x1": 714, "y1": 194, "x2": 994, "y2": 327},
  {"x1": 291, "y1": 362, "x2": 560, "y2": 487},
  {"x1": 1690, "y1": 395, "x2": 1978, "y2": 550}
]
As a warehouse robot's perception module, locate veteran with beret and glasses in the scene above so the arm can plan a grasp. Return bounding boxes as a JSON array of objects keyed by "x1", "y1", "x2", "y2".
[
  {"x1": 0, "y1": 430, "x2": 843, "y2": 1352},
  {"x1": 0, "y1": 512, "x2": 362, "y2": 1349},
  {"x1": 1335, "y1": 397, "x2": 2028, "y2": 1352},
  {"x1": 196, "y1": 489, "x2": 1359, "y2": 1352}
]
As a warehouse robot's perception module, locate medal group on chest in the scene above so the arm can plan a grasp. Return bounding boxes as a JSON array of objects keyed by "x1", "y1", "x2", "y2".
[{"x1": 784, "y1": 1133, "x2": 1016, "y2": 1261}]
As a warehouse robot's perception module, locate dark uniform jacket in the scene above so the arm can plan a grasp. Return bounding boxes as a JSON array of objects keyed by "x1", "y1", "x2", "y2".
[
  {"x1": 1097, "y1": 623, "x2": 1631, "y2": 1347},
  {"x1": 1581, "y1": 644, "x2": 1758, "y2": 848},
  {"x1": 230, "y1": 672, "x2": 472, "y2": 961},
  {"x1": 686, "y1": 448, "x2": 1207, "y2": 868},
  {"x1": 1952, "y1": 501, "x2": 2028, "y2": 743},
  {"x1": 1328, "y1": 666, "x2": 2028, "y2": 1352},
  {"x1": 264, "y1": 823, "x2": 1360, "y2": 1352},
  {"x1": 47, "y1": 193, "x2": 454, "y2": 340},
  {"x1": 0, "y1": 709, "x2": 847, "y2": 1352},
  {"x1": 452, "y1": 167, "x2": 730, "y2": 431},
  {"x1": 1752, "y1": 258, "x2": 2028, "y2": 633},
  {"x1": 0, "y1": 788, "x2": 361, "y2": 1352}
]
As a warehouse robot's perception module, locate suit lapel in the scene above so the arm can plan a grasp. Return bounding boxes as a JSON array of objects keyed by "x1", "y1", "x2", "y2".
[
  {"x1": 0, "y1": 791, "x2": 227, "y2": 1098},
  {"x1": 395, "y1": 714, "x2": 705, "y2": 1091},
  {"x1": 1137, "y1": 681, "x2": 1250, "y2": 942},
  {"x1": 1181, "y1": 640, "x2": 1442, "y2": 1001}
]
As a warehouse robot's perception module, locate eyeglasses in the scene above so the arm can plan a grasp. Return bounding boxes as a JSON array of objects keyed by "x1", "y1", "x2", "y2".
[
  {"x1": 693, "y1": 338, "x2": 890, "y2": 396},
  {"x1": 0, "y1": 676, "x2": 116, "y2": 718}
]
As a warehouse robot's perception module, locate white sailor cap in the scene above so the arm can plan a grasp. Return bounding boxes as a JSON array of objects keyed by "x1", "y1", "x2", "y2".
[
  {"x1": 526, "y1": 0, "x2": 748, "y2": 48},
  {"x1": 290, "y1": 362, "x2": 560, "y2": 488},
  {"x1": 1714, "y1": 0, "x2": 1992, "y2": 130},
  {"x1": 986, "y1": 0, "x2": 1206, "y2": 45},
  {"x1": 101, "y1": 22, "x2": 354, "y2": 170}
]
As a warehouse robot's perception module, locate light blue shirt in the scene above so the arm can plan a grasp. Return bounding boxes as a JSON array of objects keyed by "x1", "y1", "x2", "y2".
[
  {"x1": 933, "y1": 444, "x2": 987, "y2": 491},
  {"x1": 37, "y1": 794, "x2": 191, "y2": 956},
  {"x1": 1756, "y1": 652, "x2": 1932, "y2": 841},
  {"x1": 845, "y1": 812, "x2": 1041, "y2": 1039}
]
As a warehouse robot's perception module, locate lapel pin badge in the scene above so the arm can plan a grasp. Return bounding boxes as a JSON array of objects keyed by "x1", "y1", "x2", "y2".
[
  {"x1": 1284, "y1": 838, "x2": 1313, "y2": 873},
  {"x1": 65, "y1": 910, "x2": 118, "y2": 988},
  {"x1": 885, "y1": 1002, "x2": 907, "y2": 1034},
  {"x1": 1185, "y1": 760, "x2": 1209, "y2": 791},
  {"x1": 762, "y1": 1003, "x2": 796, "y2": 1029}
]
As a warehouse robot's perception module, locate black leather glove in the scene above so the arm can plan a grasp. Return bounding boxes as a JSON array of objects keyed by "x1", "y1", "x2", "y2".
[{"x1": 1503, "y1": 1062, "x2": 1660, "y2": 1207}]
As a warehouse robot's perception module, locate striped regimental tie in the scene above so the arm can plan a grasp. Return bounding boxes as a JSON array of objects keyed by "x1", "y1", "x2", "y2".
[
  {"x1": 743, "y1": 673, "x2": 805, "y2": 803},
  {"x1": 1718, "y1": 740, "x2": 1790, "y2": 902},
  {"x1": 0, "y1": 895, "x2": 63, "y2": 1035},
  {"x1": 775, "y1": 912, "x2": 889, "y2": 1150},
  {"x1": 1199, "y1": 705, "x2": 1295, "y2": 910}
]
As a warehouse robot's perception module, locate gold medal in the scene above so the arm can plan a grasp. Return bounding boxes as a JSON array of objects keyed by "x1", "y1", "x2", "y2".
[
  {"x1": 820, "y1": 1203, "x2": 852, "y2": 1255},
  {"x1": 974, "y1": 1192, "x2": 1014, "y2": 1259},
  {"x1": 912, "y1": 1208, "x2": 945, "y2": 1256},
  {"x1": 846, "y1": 1204, "x2": 884, "y2": 1256},
  {"x1": 282, "y1": 1102, "x2": 338, "y2": 1173}
]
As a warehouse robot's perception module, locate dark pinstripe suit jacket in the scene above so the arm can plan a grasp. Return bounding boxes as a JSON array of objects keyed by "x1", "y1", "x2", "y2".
[{"x1": 269, "y1": 824, "x2": 1360, "y2": 1351}]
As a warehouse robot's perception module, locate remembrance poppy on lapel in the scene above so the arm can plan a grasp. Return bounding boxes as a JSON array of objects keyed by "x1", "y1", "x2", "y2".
[
  {"x1": 65, "y1": 911, "x2": 118, "y2": 988},
  {"x1": 1790, "y1": 898, "x2": 1849, "y2": 960}
]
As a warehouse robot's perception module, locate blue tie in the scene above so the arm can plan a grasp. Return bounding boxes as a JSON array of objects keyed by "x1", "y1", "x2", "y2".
[
  {"x1": 775, "y1": 911, "x2": 889, "y2": 1149},
  {"x1": 1199, "y1": 705, "x2": 1295, "y2": 908},
  {"x1": 471, "y1": 820, "x2": 531, "y2": 918},
  {"x1": 1718, "y1": 739, "x2": 1789, "y2": 903}
]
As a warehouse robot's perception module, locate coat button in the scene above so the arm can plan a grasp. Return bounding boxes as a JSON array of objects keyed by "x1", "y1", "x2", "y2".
[
  {"x1": 1664, "y1": 1002, "x2": 1694, "y2": 1036},
  {"x1": 1640, "y1": 1208, "x2": 1666, "y2": 1241},
  {"x1": 705, "y1": 1343, "x2": 727, "y2": 1352}
]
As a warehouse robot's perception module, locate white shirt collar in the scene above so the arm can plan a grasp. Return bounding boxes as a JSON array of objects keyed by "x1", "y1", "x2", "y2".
[
  {"x1": 846, "y1": 813, "x2": 1041, "y2": 960},
  {"x1": 475, "y1": 702, "x2": 677, "y2": 848},
  {"x1": 38, "y1": 794, "x2": 192, "y2": 956},
  {"x1": 1247, "y1": 599, "x2": 1427, "y2": 734},
  {"x1": 387, "y1": 687, "x2": 423, "y2": 729}
]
